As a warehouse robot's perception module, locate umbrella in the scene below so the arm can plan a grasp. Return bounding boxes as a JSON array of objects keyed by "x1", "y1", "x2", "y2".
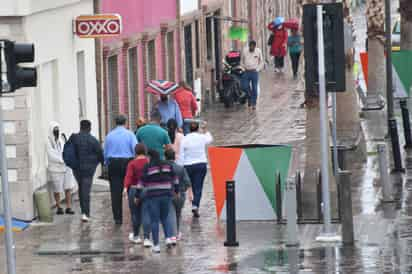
[
  {"x1": 146, "y1": 80, "x2": 179, "y2": 96},
  {"x1": 284, "y1": 18, "x2": 299, "y2": 30},
  {"x1": 274, "y1": 16, "x2": 285, "y2": 26}
]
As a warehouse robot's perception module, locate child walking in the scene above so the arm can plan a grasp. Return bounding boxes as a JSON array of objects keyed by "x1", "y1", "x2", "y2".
[{"x1": 123, "y1": 144, "x2": 152, "y2": 247}]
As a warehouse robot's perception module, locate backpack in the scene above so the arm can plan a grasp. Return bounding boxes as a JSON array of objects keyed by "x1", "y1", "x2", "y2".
[
  {"x1": 268, "y1": 33, "x2": 274, "y2": 46},
  {"x1": 63, "y1": 134, "x2": 79, "y2": 170}
]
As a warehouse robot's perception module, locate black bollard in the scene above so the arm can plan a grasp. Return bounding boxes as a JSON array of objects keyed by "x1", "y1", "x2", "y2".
[
  {"x1": 317, "y1": 170, "x2": 323, "y2": 222},
  {"x1": 224, "y1": 181, "x2": 239, "y2": 247},
  {"x1": 339, "y1": 171, "x2": 354, "y2": 245},
  {"x1": 400, "y1": 100, "x2": 412, "y2": 149},
  {"x1": 295, "y1": 171, "x2": 303, "y2": 223},
  {"x1": 389, "y1": 118, "x2": 405, "y2": 173},
  {"x1": 276, "y1": 172, "x2": 282, "y2": 224}
]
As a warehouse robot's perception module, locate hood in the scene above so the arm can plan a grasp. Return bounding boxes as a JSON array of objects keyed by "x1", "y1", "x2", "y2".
[{"x1": 49, "y1": 121, "x2": 60, "y2": 138}]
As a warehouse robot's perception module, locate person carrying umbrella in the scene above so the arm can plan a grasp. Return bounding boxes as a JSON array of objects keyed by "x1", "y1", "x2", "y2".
[{"x1": 268, "y1": 16, "x2": 288, "y2": 73}]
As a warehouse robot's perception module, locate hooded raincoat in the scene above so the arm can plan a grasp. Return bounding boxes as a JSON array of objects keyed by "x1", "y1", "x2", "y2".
[{"x1": 47, "y1": 121, "x2": 66, "y2": 173}]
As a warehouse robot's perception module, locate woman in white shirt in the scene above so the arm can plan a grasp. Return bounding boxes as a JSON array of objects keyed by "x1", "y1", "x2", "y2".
[{"x1": 178, "y1": 121, "x2": 213, "y2": 218}]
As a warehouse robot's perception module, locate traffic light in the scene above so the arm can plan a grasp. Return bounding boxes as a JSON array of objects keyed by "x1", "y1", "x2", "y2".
[
  {"x1": 303, "y1": 3, "x2": 345, "y2": 93},
  {"x1": 0, "y1": 39, "x2": 37, "y2": 93}
]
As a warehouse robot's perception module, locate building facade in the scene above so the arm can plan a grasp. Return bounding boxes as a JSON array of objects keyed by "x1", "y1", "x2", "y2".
[{"x1": 0, "y1": 0, "x2": 98, "y2": 220}]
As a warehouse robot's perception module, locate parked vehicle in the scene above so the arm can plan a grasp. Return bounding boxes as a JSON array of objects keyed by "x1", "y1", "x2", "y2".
[{"x1": 220, "y1": 51, "x2": 248, "y2": 108}]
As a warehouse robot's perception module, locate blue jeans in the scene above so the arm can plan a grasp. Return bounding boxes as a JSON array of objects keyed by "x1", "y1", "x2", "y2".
[
  {"x1": 185, "y1": 163, "x2": 207, "y2": 209},
  {"x1": 169, "y1": 193, "x2": 186, "y2": 235},
  {"x1": 183, "y1": 121, "x2": 191, "y2": 135},
  {"x1": 241, "y1": 70, "x2": 259, "y2": 106},
  {"x1": 146, "y1": 195, "x2": 173, "y2": 246},
  {"x1": 127, "y1": 188, "x2": 151, "y2": 239}
]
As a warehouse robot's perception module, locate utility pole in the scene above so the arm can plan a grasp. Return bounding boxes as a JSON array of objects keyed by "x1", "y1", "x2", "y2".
[{"x1": 385, "y1": 0, "x2": 404, "y2": 172}]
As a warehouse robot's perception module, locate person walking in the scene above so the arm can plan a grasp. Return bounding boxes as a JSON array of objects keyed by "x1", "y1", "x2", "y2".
[
  {"x1": 104, "y1": 114, "x2": 137, "y2": 225},
  {"x1": 136, "y1": 110, "x2": 171, "y2": 160},
  {"x1": 67, "y1": 120, "x2": 103, "y2": 222},
  {"x1": 167, "y1": 118, "x2": 184, "y2": 160},
  {"x1": 136, "y1": 149, "x2": 179, "y2": 253},
  {"x1": 134, "y1": 117, "x2": 147, "y2": 135},
  {"x1": 123, "y1": 143, "x2": 152, "y2": 247},
  {"x1": 155, "y1": 94, "x2": 183, "y2": 129},
  {"x1": 178, "y1": 122, "x2": 213, "y2": 218},
  {"x1": 47, "y1": 121, "x2": 75, "y2": 215},
  {"x1": 173, "y1": 82, "x2": 198, "y2": 135},
  {"x1": 268, "y1": 20, "x2": 288, "y2": 72},
  {"x1": 241, "y1": 40, "x2": 264, "y2": 110},
  {"x1": 288, "y1": 28, "x2": 302, "y2": 80},
  {"x1": 165, "y1": 149, "x2": 191, "y2": 241}
]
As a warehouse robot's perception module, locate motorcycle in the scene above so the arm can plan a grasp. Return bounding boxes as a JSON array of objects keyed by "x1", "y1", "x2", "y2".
[{"x1": 220, "y1": 51, "x2": 248, "y2": 108}]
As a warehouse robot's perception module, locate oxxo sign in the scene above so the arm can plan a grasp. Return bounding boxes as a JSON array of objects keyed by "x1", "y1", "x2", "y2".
[{"x1": 74, "y1": 14, "x2": 122, "y2": 38}]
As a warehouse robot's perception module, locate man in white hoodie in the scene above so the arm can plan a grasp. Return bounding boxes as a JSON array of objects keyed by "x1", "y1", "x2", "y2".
[{"x1": 47, "y1": 121, "x2": 75, "y2": 215}]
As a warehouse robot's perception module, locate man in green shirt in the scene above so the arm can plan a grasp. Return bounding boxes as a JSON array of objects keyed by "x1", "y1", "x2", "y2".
[{"x1": 136, "y1": 110, "x2": 171, "y2": 159}]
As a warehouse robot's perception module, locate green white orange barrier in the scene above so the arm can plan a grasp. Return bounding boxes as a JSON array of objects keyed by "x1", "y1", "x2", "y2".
[{"x1": 208, "y1": 144, "x2": 292, "y2": 221}]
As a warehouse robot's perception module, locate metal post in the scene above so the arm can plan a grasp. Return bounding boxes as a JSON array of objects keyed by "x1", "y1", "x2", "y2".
[
  {"x1": 275, "y1": 172, "x2": 282, "y2": 224},
  {"x1": 315, "y1": 5, "x2": 340, "y2": 242},
  {"x1": 385, "y1": 0, "x2": 404, "y2": 173},
  {"x1": 0, "y1": 42, "x2": 17, "y2": 274},
  {"x1": 332, "y1": 93, "x2": 339, "y2": 178},
  {"x1": 224, "y1": 181, "x2": 239, "y2": 247},
  {"x1": 295, "y1": 171, "x2": 303, "y2": 223},
  {"x1": 339, "y1": 171, "x2": 354, "y2": 245},
  {"x1": 377, "y1": 144, "x2": 394, "y2": 202},
  {"x1": 285, "y1": 178, "x2": 299, "y2": 246},
  {"x1": 400, "y1": 100, "x2": 412, "y2": 149},
  {"x1": 317, "y1": 170, "x2": 323, "y2": 222}
]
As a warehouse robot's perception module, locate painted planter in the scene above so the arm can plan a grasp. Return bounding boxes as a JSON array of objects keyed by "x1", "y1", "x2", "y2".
[{"x1": 208, "y1": 144, "x2": 292, "y2": 221}]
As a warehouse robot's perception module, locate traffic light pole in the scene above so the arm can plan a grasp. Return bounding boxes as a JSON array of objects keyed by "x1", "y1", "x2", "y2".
[
  {"x1": 0, "y1": 41, "x2": 17, "y2": 274},
  {"x1": 385, "y1": 0, "x2": 404, "y2": 173}
]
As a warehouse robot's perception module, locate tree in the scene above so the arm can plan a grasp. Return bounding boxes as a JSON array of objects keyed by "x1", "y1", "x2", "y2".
[{"x1": 400, "y1": 0, "x2": 412, "y2": 50}]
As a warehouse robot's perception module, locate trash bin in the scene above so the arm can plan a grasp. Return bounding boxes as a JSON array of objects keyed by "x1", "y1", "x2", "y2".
[
  {"x1": 34, "y1": 190, "x2": 53, "y2": 223},
  {"x1": 208, "y1": 144, "x2": 292, "y2": 221}
]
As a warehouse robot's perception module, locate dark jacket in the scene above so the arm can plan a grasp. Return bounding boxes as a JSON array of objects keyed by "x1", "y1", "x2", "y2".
[
  {"x1": 70, "y1": 131, "x2": 104, "y2": 177},
  {"x1": 169, "y1": 162, "x2": 191, "y2": 193}
]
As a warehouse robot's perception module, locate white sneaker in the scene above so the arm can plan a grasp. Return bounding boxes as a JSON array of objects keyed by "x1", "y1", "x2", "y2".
[
  {"x1": 170, "y1": 236, "x2": 177, "y2": 245},
  {"x1": 143, "y1": 239, "x2": 153, "y2": 248},
  {"x1": 81, "y1": 214, "x2": 89, "y2": 222},
  {"x1": 152, "y1": 245, "x2": 161, "y2": 253},
  {"x1": 128, "y1": 233, "x2": 142, "y2": 244},
  {"x1": 165, "y1": 238, "x2": 174, "y2": 248},
  {"x1": 177, "y1": 232, "x2": 183, "y2": 241}
]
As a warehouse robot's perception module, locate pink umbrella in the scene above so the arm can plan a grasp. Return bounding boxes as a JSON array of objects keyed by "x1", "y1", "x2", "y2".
[
  {"x1": 284, "y1": 18, "x2": 299, "y2": 30},
  {"x1": 146, "y1": 80, "x2": 179, "y2": 96}
]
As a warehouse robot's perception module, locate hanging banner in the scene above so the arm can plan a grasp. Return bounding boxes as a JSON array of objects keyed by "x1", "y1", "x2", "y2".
[{"x1": 228, "y1": 26, "x2": 248, "y2": 42}]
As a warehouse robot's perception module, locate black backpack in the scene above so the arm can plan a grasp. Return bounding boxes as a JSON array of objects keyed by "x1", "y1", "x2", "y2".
[
  {"x1": 63, "y1": 134, "x2": 79, "y2": 170},
  {"x1": 268, "y1": 33, "x2": 274, "y2": 46}
]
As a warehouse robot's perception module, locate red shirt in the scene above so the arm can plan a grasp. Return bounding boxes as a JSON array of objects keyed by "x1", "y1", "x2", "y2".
[
  {"x1": 174, "y1": 88, "x2": 198, "y2": 119},
  {"x1": 124, "y1": 157, "x2": 149, "y2": 190}
]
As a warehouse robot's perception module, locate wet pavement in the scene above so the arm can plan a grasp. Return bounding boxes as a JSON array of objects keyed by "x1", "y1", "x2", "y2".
[{"x1": 3, "y1": 6, "x2": 412, "y2": 272}]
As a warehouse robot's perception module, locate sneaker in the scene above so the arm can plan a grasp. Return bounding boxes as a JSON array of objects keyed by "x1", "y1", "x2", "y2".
[
  {"x1": 177, "y1": 232, "x2": 183, "y2": 241},
  {"x1": 65, "y1": 208, "x2": 75, "y2": 215},
  {"x1": 165, "y1": 238, "x2": 174, "y2": 248},
  {"x1": 56, "y1": 207, "x2": 64, "y2": 215},
  {"x1": 192, "y1": 208, "x2": 200, "y2": 218},
  {"x1": 128, "y1": 233, "x2": 142, "y2": 244},
  {"x1": 152, "y1": 245, "x2": 161, "y2": 253},
  {"x1": 81, "y1": 214, "x2": 89, "y2": 222},
  {"x1": 170, "y1": 236, "x2": 177, "y2": 246},
  {"x1": 143, "y1": 239, "x2": 153, "y2": 248}
]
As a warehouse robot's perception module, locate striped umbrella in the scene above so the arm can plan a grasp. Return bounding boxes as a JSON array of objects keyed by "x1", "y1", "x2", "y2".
[{"x1": 146, "y1": 80, "x2": 179, "y2": 95}]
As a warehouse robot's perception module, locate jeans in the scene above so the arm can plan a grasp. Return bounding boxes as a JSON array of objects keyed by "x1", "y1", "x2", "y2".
[
  {"x1": 146, "y1": 195, "x2": 173, "y2": 246},
  {"x1": 108, "y1": 158, "x2": 132, "y2": 222},
  {"x1": 73, "y1": 172, "x2": 93, "y2": 217},
  {"x1": 128, "y1": 188, "x2": 151, "y2": 239},
  {"x1": 290, "y1": 52, "x2": 301, "y2": 77},
  {"x1": 241, "y1": 70, "x2": 259, "y2": 107},
  {"x1": 274, "y1": 56, "x2": 284, "y2": 69},
  {"x1": 183, "y1": 121, "x2": 191, "y2": 135},
  {"x1": 185, "y1": 163, "x2": 207, "y2": 209},
  {"x1": 169, "y1": 193, "x2": 186, "y2": 235}
]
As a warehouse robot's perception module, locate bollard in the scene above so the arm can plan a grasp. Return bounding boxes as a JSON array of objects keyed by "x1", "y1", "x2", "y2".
[
  {"x1": 377, "y1": 144, "x2": 394, "y2": 202},
  {"x1": 338, "y1": 170, "x2": 354, "y2": 245},
  {"x1": 400, "y1": 100, "x2": 412, "y2": 149},
  {"x1": 285, "y1": 178, "x2": 299, "y2": 246},
  {"x1": 317, "y1": 170, "x2": 323, "y2": 222},
  {"x1": 388, "y1": 118, "x2": 405, "y2": 173},
  {"x1": 276, "y1": 172, "x2": 282, "y2": 224},
  {"x1": 295, "y1": 171, "x2": 303, "y2": 223},
  {"x1": 224, "y1": 181, "x2": 239, "y2": 247}
]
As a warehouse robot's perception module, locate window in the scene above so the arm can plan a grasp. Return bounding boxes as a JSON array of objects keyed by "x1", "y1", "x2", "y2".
[
  {"x1": 167, "y1": 32, "x2": 175, "y2": 81},
  {"x1": 184, "y1": 24, "x2": 194, "y2": 87},
  {"x1": 128, "y1": 47, "x2": 139, "y2": 129},
  {"x1": 146, "y1": 40, "x2": 156, "y2": 118},
  {"x1": 195, "y1": 20, "x2": 200, "y2": 68},
  {"x1": 77, "y1": 51, "x2": 86, "y2": 119},
  {"x1": 107, "y1": 55, "x2": 119, "y2": 129},
  {"x1": 206, "y1": 17, "x2": 213, "y2": 61}
]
